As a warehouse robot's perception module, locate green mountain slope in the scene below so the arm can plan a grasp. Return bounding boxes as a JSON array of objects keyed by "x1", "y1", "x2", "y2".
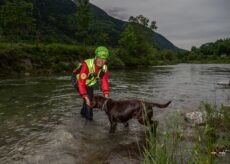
[
  {"x1": 89, "y1": 2, "x2": 183, "y2": 51},
  {"x1": 1, "y1": 0, "x2": 183, "y2": 51},
  {"x1": 154, "y1": 33, "x2": 184, "y2": 52}
]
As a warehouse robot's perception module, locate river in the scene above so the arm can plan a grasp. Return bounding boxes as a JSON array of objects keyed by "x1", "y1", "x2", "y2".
[{"x1": 0, "y1": 64, "x2": 229, "y2": 163}]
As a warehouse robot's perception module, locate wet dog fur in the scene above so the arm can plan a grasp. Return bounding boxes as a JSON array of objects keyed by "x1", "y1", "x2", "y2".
[{"x1": 92, "y1": 95, "x2": 171, "y2": 133}]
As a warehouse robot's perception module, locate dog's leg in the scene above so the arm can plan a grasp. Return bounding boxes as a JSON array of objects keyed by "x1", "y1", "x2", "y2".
[
  {"x1": 138, "y1": 117, "x2": 158, "y2": 138},
  {"x1": 150, "y1": 120, "x2": 158, "y2": 138},
  {"x1": 137, "y1": 117, "x2": 144, "y2": 125},
  {"x1": 146, "y1": 111, "x2": 158, "y2": 137},
  {"x1": 145, "y1": 119, "x2": 158, "y2": 138},
  {"x1": 108, "y1": 116, "x2": 117, "y2": 133},
  {"x1": 110, "y1": 122, "x2": 117, "y2": 133},
  {"x1": 123, "y1": 122, "x2": 129, "y2": 127}
]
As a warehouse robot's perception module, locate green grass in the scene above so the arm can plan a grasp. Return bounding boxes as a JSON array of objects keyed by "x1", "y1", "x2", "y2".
[
  {"x1": 143, "y1": 102, "x2": 230, "y2": 164},
  {"x1": 0, "y1": 42, "x2": 230, "y2": 76},
  {"x1": 0, "y1": 42, "x2": 125, "y2": 76}
]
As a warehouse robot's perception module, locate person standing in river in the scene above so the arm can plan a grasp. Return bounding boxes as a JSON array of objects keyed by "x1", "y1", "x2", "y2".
[{"x1": 71, "y1": 46, "x2": 110, "y2": 120}]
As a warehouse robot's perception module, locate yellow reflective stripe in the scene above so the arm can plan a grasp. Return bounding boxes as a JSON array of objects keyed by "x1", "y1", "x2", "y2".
[
  {"x1": 91, "y1": 59, "x2": 95, "y2": 73},
  {"x1": 85, "y1": 59, "x2": 96, "y2": 86},
  {"x1": 77, "y1": 58, "x2": 108, "y2": 86},
  {"x1": 85, "y1": 58, "x2": 95, "y2": 74},
  {"x1": 103, "y1": 64, "x2": 108, "y2": 72}
]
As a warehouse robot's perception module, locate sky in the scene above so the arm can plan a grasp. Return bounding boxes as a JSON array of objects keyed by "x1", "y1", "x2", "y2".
[{"x1": 90, "y1": 0, "x2": 230, "y2": 50}]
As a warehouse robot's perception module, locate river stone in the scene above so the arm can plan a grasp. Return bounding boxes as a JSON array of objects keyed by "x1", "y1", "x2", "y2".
[
  {"x1": 217, "y1": 80, "x2": 230, "y2": 87},
  {"x1": 184, "y1": 111, "x2": 206, "y2": 125},
  {"x1": 24, "y1": 72, "x2": 30, "y2": 76},
  {"x1": 18, "y1": 146, "x2": 24, "y2": 152},
  {"x1": 20, "y1": 59, "x2": 33, "y2": 69},
  {"x1": 223, "y1": 105, "x2": 230, "y2": 111}
]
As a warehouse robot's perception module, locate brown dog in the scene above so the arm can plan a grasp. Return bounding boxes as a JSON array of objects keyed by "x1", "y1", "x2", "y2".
[{"x1": 92, "y1": 95, "x2": 171, "y2": 133}]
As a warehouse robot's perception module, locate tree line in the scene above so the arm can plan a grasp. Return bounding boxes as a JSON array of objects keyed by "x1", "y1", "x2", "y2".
[
  {"x1": 190, "y1": 39, "x2": 230, "y2": 57},
  {"x1": 0, "y1": 0, "x2": 229, "y2": 68},
  {"x1": 0, "y1": 0, "x2": 168, "y2": 66}
]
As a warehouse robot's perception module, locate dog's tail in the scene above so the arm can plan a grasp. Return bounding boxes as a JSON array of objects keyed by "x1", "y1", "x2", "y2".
[{"x1": 147, "y1": 101, "x2": 172, "y2": 108}]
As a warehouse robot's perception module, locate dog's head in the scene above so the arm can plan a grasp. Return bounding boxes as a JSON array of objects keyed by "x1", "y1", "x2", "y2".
[{"x1": 91, "y1": 95, "x2": 107, "y2": 109}]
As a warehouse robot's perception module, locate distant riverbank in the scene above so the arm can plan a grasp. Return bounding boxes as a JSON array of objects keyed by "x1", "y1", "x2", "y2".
[
  {"x1": 1, "y1": 43, "x2": 230, "y2": 77},
  {"x1": 0, "y1": 43, "x2": 125, "y2": 77}
]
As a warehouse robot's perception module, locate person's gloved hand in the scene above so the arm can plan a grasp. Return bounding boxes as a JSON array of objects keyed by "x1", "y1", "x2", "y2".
[
  {"x1": 104, "y1": 94, "x2": 109, "y2": 98},
  {"x1": 84, "y1": 96, "x2": 91, "y2": 106}
]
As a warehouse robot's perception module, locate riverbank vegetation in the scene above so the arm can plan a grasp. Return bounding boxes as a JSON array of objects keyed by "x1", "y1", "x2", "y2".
[
  {"x1": 0, "y1": 0, "x2": 230, "y2": 76},
  {"x1": 184, "y1": 38, "x2": 230, "y2": 64},
  {"x1": 143, "y1": 102, "x2": 230, "y2": 163},
  {"x1": 0, "y1": 41, "x2": 230, "y2": 76}
]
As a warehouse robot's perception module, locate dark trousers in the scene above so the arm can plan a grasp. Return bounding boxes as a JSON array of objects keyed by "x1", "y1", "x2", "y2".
[
  {"x1": 72, "y1": 74, "x2": 94, "y2": 120},
  {"x1": 80, "y1": 87, "x2": 94, "y2": 120}
]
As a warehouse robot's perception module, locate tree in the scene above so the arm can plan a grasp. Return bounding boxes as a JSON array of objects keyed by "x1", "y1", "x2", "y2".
[
  {"x1": 1, "y1": 0, "x2": 35, "y2": 45},
  {"x1": 76, "y1": 0, "x2": 91, "y2": 46},
  {"x1": 0, "y1": 0, "x2": 5, "y2": 39},
  {"x1": 32, "y1": 0, "x2": 42, "y2": 47},
  {"x1": 118, "y1": 25, "x2": 138, "y2": 55},
  {"x1": 94, "y1": 32, "x2": 109, "y2": 45},
  {"x1": 128, "y1": 16, "x2": 138, "y2": 23},
  {"x1": 118, "y1": 22, "x2": 155, "y2": 66},
  {"x1": 136, "y1": 15, "x2": 149, "y2": 27},
  {"x1": 128, "y1": 15, "x2": 157, "y2": 31},
  {"x1": 150, "y1": 20, "x2": 157, "y2": 31}
]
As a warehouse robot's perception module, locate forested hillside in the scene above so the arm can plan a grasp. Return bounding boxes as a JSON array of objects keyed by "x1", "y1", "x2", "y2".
[
  {"x1": 0, "y1": 0, "x2": 229, "y2": 76},
  {"x1": 0, "y1": 0, "x2": 182, "y2": 51}
]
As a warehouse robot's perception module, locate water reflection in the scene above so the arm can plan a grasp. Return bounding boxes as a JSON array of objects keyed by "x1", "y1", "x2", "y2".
[{"x1": 0, "y1": 64, "x2": 229, "y2": 163}]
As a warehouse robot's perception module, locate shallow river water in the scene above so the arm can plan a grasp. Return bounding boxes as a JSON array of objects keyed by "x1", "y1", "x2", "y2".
[{"x1": 0, "y1": 64, "x2": 229, "y2": 163}]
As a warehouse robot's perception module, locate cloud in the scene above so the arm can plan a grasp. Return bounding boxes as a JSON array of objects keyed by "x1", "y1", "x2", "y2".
[
  {"x1": 91, "y1": 0, "x2": 230, "y2": 50},
  {"x1": 105, "y1": 7, "x2": 129, "y2": 20}
]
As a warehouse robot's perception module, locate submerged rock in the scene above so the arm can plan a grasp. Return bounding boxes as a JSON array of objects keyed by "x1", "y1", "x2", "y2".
[
  {"x1": 184, "y1": 111, "x2": 206, "y2": 125},
  {"x1": 24, "y1": 72, "x2": 30, "y2": 76},
  {"x1": 223, "y1": 105, "x2": 230, "y2": 111},
  {"x1": 217, "y1": 80, "x2": 230, "y2": 87},
  {"x1": 211, "y1": 147, "x2": 229, "y2": 157}
]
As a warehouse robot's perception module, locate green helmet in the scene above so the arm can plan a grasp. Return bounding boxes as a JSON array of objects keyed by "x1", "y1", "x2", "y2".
[{"x1": 95, "y1": 46, "x2": 109, "y2": 59}]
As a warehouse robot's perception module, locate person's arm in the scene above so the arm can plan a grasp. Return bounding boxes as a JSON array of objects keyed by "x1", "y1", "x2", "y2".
[
  {"x1": 78, "y1": 63, "x2": 91, "y2": 105},
  {"x1": 101, "y1": 71, "x2": 109, "y2": 98}
]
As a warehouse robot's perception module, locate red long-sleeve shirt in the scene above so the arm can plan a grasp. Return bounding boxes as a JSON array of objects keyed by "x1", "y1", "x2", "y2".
[{"x1": 78, "y1": 62, "x2": 109, "y2": 98}]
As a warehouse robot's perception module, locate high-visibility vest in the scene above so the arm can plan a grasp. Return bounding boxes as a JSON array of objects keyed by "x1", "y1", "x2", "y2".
[{"x1": 76, "y1": 58, "x2": 107, "y2": 86}]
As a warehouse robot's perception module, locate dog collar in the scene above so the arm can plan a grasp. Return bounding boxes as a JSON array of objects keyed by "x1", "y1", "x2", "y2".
[{"x1": 102, "y1": 98, "x2": 110, "y2": 111}]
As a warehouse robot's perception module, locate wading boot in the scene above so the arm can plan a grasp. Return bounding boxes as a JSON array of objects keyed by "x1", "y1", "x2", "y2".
[
  {"x1": 80, "y1": 108, "x2": 86, "y2": 118},
  {"x1": 85, "y1": 105, "x2": 93, "y2": 121}
]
